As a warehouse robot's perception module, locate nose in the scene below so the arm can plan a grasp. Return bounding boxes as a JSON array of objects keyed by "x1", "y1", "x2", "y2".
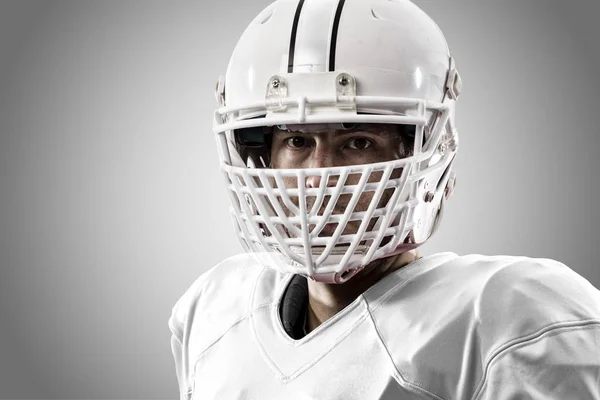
[
  {"x1": 305, "y1": 148, "x2": 339, "y2": 188},
  {"x1": 306, "y1": 174, "x2": 342, "y2": 188}
]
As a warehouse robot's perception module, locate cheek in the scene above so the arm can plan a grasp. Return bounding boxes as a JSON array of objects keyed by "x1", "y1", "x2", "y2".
[
  {"x1": 281, "y1": 176, "x2": 298, "y2": 188},
  {"x1": 270, "y1": 139, "x2": 291, "y2": 169},
  {"x1": 390, "y1": 167, "x2": 403, "y2": 180},
  {"x1": 354, "y1": 169, "x2": 399, "y2": 210},
  {"x1": 270, "y1": 146, "x2": 282, "y2": 169}
]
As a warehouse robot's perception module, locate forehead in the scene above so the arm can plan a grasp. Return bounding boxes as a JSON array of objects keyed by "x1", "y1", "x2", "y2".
[{"x1": 274, "y1": 123, "x2": 398, "y2": 135}]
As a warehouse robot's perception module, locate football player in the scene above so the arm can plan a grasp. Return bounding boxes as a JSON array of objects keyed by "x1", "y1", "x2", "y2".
[{"x1": 169, "y1": 0, "x2": 600, "y2": 398}]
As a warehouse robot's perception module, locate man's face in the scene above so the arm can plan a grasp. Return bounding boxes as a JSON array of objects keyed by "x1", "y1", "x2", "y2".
[{"x1": 269, "y1": 123, "x2": 413, "y2": 237}]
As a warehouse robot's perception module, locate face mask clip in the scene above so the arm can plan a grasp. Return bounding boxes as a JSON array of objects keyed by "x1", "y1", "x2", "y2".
[{"x1": 266, "y1": 76, "x2": 289, "y2": 112}]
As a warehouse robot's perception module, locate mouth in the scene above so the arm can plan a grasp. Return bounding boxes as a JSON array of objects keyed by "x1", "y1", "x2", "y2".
[{"x1": 316, "y1": 221, "x2": 363, "y2": 237}]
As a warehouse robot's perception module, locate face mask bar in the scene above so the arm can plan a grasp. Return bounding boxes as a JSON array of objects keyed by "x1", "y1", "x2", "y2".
[{"x1": 225, "y1": 162, "x2": 420, "y2": 278}]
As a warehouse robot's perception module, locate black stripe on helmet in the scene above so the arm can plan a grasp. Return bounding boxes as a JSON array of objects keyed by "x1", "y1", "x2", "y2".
[
  {"x1": 328, "y1": 0, "x2": 346, "y2": 71},
  {"x1": 288, "y1": 0, "x2": 306, "y2": 73}
]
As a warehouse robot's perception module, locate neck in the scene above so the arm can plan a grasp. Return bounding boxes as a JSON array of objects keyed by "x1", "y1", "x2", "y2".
[{"x1": 305, "y1": 250, "x2": 420, "y2": 333}]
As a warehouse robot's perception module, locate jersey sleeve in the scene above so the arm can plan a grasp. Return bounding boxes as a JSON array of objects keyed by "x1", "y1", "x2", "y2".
[
  {"x1": 169, "y1": 321, "x2": 190, "y2": 400},
  {"x1": 476, "y1": 323, "x2": 600, "y2": 399},
  {"x1": 168, "y1": 271, "x2": 210, "y2": 400},
  {"x1": 168, "y1": 290, "x2": 196, "y2": 400},
  {"x1": 167, "y1": 254, "x2": 265, "y2": 400}
]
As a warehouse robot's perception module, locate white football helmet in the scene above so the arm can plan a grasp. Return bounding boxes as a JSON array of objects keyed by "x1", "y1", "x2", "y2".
[{"x1": 213, "y1": 0, "x2": 461, "y2": 283}]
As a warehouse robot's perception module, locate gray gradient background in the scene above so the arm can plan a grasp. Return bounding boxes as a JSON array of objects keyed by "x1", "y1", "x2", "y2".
[{"x1": 0, "y1": 0, "x2": 599, "y2": 398}]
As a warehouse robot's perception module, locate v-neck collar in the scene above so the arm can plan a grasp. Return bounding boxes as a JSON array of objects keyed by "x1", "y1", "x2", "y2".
[{"x1": 249, "y1": 253, "x2": 457, "y2": 380}]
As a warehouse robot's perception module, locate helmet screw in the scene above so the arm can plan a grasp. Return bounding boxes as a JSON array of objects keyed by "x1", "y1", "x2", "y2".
[
  {"x1": 439, "y1": 143, "x2": 447, "y2": 154},
  {"x1": 424, "y1": 191, "x2": 434, "y2": 202},
  {"x1": 338, "y1": 76, "x2": 349, "y2": 86},
  {"x1": 271, "y1": 78, "x2": 280, "y2": 88}
]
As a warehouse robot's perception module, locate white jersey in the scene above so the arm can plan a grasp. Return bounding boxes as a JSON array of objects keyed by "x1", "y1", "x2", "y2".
[{"x1": 169, "y1": 252, "x2": 600, "y2": 400}]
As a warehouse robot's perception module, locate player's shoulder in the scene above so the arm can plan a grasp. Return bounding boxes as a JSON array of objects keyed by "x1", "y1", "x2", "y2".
[
  {"x1": 169, "y1": 252, "x2": 288, "y2": 349},
  {"x1": 459, "y1": 253, "x2": 600, "y2": 322},
  {"x1": 171, "y1": 253, "x2": 257, "y2": 309},
  {"x1": 369, "y1": 252, "x2": 600, "y2": 399},
  {"x1": 374, "y1": 252, "x2": 599, "y2": 331}
]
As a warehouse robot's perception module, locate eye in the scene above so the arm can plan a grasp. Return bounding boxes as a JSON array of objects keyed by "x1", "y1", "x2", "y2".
[
  {"x1": 285, "y1": 136, "x2": 307, "y2": 149},
  {"x1": 346, "y1": 137, "x2": 373, "y2": 150}
]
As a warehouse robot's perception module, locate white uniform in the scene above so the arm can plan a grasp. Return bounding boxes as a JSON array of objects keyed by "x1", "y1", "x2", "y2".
[{"x1": 169, "y1": 252, "x2": 600, "y2": 399}]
